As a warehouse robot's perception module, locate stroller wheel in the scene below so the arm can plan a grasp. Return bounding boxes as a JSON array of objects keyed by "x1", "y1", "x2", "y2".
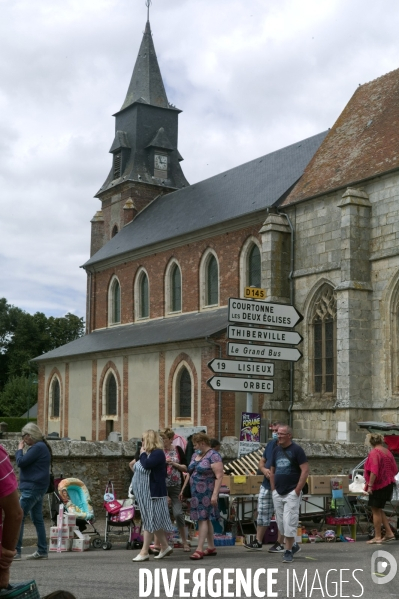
[
  {"x1": 102, "y1": 542, "x2": 109, "y2": 550},
  {"x1": 92, "y1": 537, "x2": 103, "y2": 549},
  {"x1": 107, "y1": 542, "x2": 112, "y2": 550},
  {"x1": 126, "y1": 542, "x2": 131, "y2": 550}
]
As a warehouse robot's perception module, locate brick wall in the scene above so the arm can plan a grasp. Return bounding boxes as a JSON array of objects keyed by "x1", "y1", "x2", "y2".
[{"x1": 88, "y1": 223, "x2": 263, "y2": 332}]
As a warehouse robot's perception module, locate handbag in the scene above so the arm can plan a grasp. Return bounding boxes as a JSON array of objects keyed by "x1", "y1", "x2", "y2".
[
  {"x1": 103, "y1": 481, "x2": 121, "y2": 515},
  {"x1": 0, "y1": 580, "x2": 40, "y2": 599},
  {"x1": 47, "y1": 471, "x2": 55, "y2": 494}
]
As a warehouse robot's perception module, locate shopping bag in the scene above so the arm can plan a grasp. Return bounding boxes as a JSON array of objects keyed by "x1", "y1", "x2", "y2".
[
  {"x1": 103, "y1": 480, "x2": 120, "y2": 514},
  {"x1": 0, "y1": 580, "x2": 40, "y2": 599}
]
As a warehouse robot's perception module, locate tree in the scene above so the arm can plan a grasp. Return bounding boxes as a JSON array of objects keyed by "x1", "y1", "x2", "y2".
[
  {"x1": 0, "y1": 376, "x2": 37, "y2": 417},
  {"x1": 0, "y1": 298, "x2": 84, "y2": 391}
]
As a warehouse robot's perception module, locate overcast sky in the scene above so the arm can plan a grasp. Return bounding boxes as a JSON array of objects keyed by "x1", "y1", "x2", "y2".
[{"x1": 1, "y1": 0, "x2": 399, "y2": 319}]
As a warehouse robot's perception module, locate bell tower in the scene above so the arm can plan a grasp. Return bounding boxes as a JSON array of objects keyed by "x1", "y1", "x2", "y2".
[{"x1": 90, "y1": 13, "x2": 189, "y2": 256}]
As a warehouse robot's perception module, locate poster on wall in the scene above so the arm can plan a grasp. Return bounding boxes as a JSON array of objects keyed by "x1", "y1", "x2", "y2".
[{"x1": 238, "y1": 412, "x2": 261, "y2": 456}]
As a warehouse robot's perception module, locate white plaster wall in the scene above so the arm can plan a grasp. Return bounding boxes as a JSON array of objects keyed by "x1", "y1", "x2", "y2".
[
  {"x1": 67, "y1": 360, "x2": 93, "y2": 439},
  {"x1": 127, "y1": 351, "x2": 160, "y2": 438}
]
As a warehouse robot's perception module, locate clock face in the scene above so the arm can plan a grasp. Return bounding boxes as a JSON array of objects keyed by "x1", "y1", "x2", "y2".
[{"x1": 154, "y1": 154, "x2": 168, "y2": 170}]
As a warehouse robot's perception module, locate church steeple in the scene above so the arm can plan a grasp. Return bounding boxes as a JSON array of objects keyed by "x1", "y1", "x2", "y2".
[
  {"x1": 121, "y1": 20, "x2": 169, "y2": 111},
  {"x1": 92, "y1": 10, "x2": 188, "y2": 250}
]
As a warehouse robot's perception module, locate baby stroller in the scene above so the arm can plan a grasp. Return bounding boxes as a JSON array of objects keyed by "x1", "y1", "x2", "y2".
[
  {"x1": 51, "y1": 475, "x2": 103, "y2": 548},
  {"x1": 103, "y1": 480, "x2": 143, "y2": 550}
]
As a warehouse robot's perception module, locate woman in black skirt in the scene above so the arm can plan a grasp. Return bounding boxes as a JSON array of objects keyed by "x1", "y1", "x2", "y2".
[
  {"x1": 131, "y1": 430, "x2": 173, "y2": 561},
  {"x1": 363, "y1": 433, "x2": 398, "y2": 544}
]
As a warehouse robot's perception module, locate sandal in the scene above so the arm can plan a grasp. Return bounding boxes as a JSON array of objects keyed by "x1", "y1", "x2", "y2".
[
  {"x1": 203, "y1": 548, "x2": 217, "y2": 556},
  {"x1": 183, "y1": 543, "x2": 191, "y2": 552},
  {"x1": 382, "y1": 536, "x2": 395, "y2": 543},
  {"x1": 190, "y1": 551, "x2": 204, "y2": 560},
  {"x1": 366, "y1": 538, "x2": 382, "y2": 544}
]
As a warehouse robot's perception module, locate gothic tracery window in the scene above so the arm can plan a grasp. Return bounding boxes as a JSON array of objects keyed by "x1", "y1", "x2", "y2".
[
  {"x1": 170, "y1": 264, "x2": 182, "y2": 312},
  {"x1": 311, "y1": 286, "x2": 337, "y2": 394},
  {"x1": 139, "y1": 272, "x2": 149, "y2": 318},
  {"x1": 51, "y1": 378, "x2": 60, "y2": 418}
]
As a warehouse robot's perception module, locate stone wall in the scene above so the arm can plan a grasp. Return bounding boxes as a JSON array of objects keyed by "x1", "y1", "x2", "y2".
[{"x1": 2, "y1": 438, "x2": 372, "y2": 517}]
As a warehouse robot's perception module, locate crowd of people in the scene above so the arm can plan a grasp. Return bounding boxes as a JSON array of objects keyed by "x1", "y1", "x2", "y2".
[{"x1": 0, "y1": 420, "x2": 398, "y2": 592}]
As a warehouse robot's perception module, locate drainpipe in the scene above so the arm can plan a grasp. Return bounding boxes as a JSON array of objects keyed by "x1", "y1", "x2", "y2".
[
  {"x1": 277, "y1": 209, "x2": 295, "y2": 428},
  {"x1": 205, "y1": 337, "x2": 222, "y2": 440}
]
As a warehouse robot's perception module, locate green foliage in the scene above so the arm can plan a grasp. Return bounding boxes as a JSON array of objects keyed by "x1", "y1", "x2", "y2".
[
  {"x1": 0, "y1": 376, "x2": 37, "y2": 417},
  {"x1": 0, "y1": 417, "x2": 37, "y2": 432},
  {"x1": 0, "y1": 298, "x2": 84, "y2": 391}
]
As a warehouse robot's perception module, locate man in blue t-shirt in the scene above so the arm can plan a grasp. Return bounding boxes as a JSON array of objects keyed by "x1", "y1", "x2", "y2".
[
  {"x1": 244, "y1": 422, "x2": 283, "y2": 551},
  {"x1": 270, "y1": 425, "x2": 309, "y2": 564}
]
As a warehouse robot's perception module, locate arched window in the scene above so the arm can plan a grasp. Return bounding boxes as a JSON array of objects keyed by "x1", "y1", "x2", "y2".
[
  {"x1": 206, "y1": 255, "x2": 219, "y2": 306},
  {"x1": 51, "y1": 378, "x2": 60, "y2": 418},
  {"x1": 106, "y1": 373, "x2": 117, "y2": 416},
  {"x1": 248, "y1": 244, "x2": 261, "y2": 287},
  {"x1": 112, "y1": 225, "x2": 118, "y2": 238},
  {"x1": 178, "y1": 368, "x2": 191, "y2": 418},
  {"x1": 310, "y1": 285, "x2": 337, "y2": 394},
  {"x1": 109, "y1": 278, "x2": 121, "y2": 325},
  {"x1": 171, "y1": 264, "x2": 182, "y2": 312},
  {"x1": 140, "y1": 272, "x2": 149, "y2": 318}
]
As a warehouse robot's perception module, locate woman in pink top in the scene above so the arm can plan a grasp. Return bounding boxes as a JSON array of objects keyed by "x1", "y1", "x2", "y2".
[{"x1": 363, "y1": 433, "x2": 398, "y2": 544}]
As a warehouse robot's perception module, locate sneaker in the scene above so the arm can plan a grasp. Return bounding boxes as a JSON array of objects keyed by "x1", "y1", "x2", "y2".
[
  {"x1": 292, "y1": 542, "x2": 301, "y2": 555},
  {"x1": 282, "y1": 550, "x2": 293, "y2": 563},
  {"x1": 26, "y1": 551, "x2": 48, "y2": 560},
  {"x1": 244, "y1": 540, "x2": 263, "y2": 551},
  {"x1": 13, "y1": 554, "x2": 21, "y2": 561},
  {"x1": 268, "y1": 542, "x2": 285, "y2": 553}
]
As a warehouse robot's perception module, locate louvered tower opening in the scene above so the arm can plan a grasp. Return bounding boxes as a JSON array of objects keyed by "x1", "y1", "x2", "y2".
[{"x1": 113, "y1": 153, "x2": 121, "y2": 179}]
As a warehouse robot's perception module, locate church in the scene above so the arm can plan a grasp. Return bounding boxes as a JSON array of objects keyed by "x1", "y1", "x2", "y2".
[{"x1": 35, "y1": 15, "x2": 399, "y2": 444}]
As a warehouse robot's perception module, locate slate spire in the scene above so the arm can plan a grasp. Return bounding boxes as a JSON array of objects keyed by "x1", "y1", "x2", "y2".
[{"x1": 121, "y1": 19, "x2": 169, "y2": 111}]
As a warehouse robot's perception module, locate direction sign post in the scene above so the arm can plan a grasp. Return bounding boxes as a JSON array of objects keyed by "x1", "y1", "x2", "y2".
[
  {"x1": 228, "y1": 298, "x2": 303, "y2": 328},
  {"x1": 207, "y1": 376, "x2": 274, "y2": 394},
  {"x1": 207, "y1": 358, "x2": 274, "y2": 376},
  {"x1": 228, "y1": 325, "x2": 302, "y2": 345},
  {"x1": 228, "y1": 342, "x2": 302, "y2": 362}
]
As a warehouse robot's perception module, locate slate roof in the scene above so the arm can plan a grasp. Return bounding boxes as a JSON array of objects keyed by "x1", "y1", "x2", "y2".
[
  {"x1": 84, "y1": 130, "x2": 327, "y2": 268},
  {"x1": 33, "y1": 308, "x2": 229, "y2": 362},
  {"x1": 120, "y1": 20, "x2": 171, "y2": 112},
  {"x1": 283, "y1": 68, "x2": 399, "y2": 206}
]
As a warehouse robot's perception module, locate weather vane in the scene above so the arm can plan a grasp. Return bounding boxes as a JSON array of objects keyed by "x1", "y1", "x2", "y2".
[{"x1": 145, "y1": 0, "x2": 152, "y2": 21}]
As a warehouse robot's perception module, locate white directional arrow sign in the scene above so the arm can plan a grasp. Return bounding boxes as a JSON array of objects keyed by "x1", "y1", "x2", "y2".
[
  {"x1": 228, "y1": 325, "x2": 303, "y2": 345},
  {"x1": 207, "y1": 376, "x2": 274, "y2": 393},
  {"x1": 208, "y1": 358, "x2": 274, "y2": 377},
  {"x1": 228, "y1": 342, "x2": 302, "y2": 362},
  {"x1": 228, "y1": 298, "x2": 303, "y2": 328}
]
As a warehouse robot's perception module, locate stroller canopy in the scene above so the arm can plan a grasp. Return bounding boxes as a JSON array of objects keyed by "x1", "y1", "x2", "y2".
[{"x1": 58, "y1": 478, "x2": 94, "y2": 520}]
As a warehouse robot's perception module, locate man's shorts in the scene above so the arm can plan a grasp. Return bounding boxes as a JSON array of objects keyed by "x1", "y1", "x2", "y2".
[{"x1": 257, "y1": 485, "x2": 274, "y2": 527}]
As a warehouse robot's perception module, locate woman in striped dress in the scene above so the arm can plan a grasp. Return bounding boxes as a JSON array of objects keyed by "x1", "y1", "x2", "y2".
[{"x1": 132, "y1": 430, "x2": 173, "y2": 562}]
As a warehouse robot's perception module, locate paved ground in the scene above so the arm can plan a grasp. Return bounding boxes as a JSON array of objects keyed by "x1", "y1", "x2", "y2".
[{"x1": 13, "y1": 524, "x2": 399, "y2": 599}]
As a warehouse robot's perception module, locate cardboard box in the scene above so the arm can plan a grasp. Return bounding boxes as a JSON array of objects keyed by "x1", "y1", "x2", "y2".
[
  {"x1": 308, "y1": 475, "x2": 349, "y2": 495},
  {"x1": 248, "y1": 475, "x2": 264, "y2": 494},
  {"x1": 222, "y1": 475, "x2": 251, "y2": 495},
  {"x1": 72, "y1": 535, "x2": 90, "y2": 552},
  {"x1": 49, "y1": 526, "x2": 69, "y2": 539},
  {"x1": 49, "y1": 538, "x2": 72, "y2": 552},
  {"x1": 63, "y1": 513, "x2": 76, "y2": 527}
]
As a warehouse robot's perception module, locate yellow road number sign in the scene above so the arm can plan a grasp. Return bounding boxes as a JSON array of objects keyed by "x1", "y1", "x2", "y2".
[{"x1": 244, "y1": 287, "x2": 266, "y2": 299}]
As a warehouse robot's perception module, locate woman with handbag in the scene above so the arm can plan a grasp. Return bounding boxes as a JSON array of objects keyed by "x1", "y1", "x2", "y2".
[
  {"x1": 14, "y1": 423, "x2": 51, "y2": 560},
  {"x1": 180, "y1": 432, "x2": 223, "y2": 560},
  {"x1": 152, "y1": 429, "x2": 190, "y2": 552},
  {"x1": 131, "y1": 430, "x2": 173, "y2": 562}
]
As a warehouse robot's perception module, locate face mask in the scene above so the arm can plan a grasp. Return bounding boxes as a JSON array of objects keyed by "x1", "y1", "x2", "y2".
[{"x1": 272, "y1": 432, "x2": 278, "y2": 440}]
